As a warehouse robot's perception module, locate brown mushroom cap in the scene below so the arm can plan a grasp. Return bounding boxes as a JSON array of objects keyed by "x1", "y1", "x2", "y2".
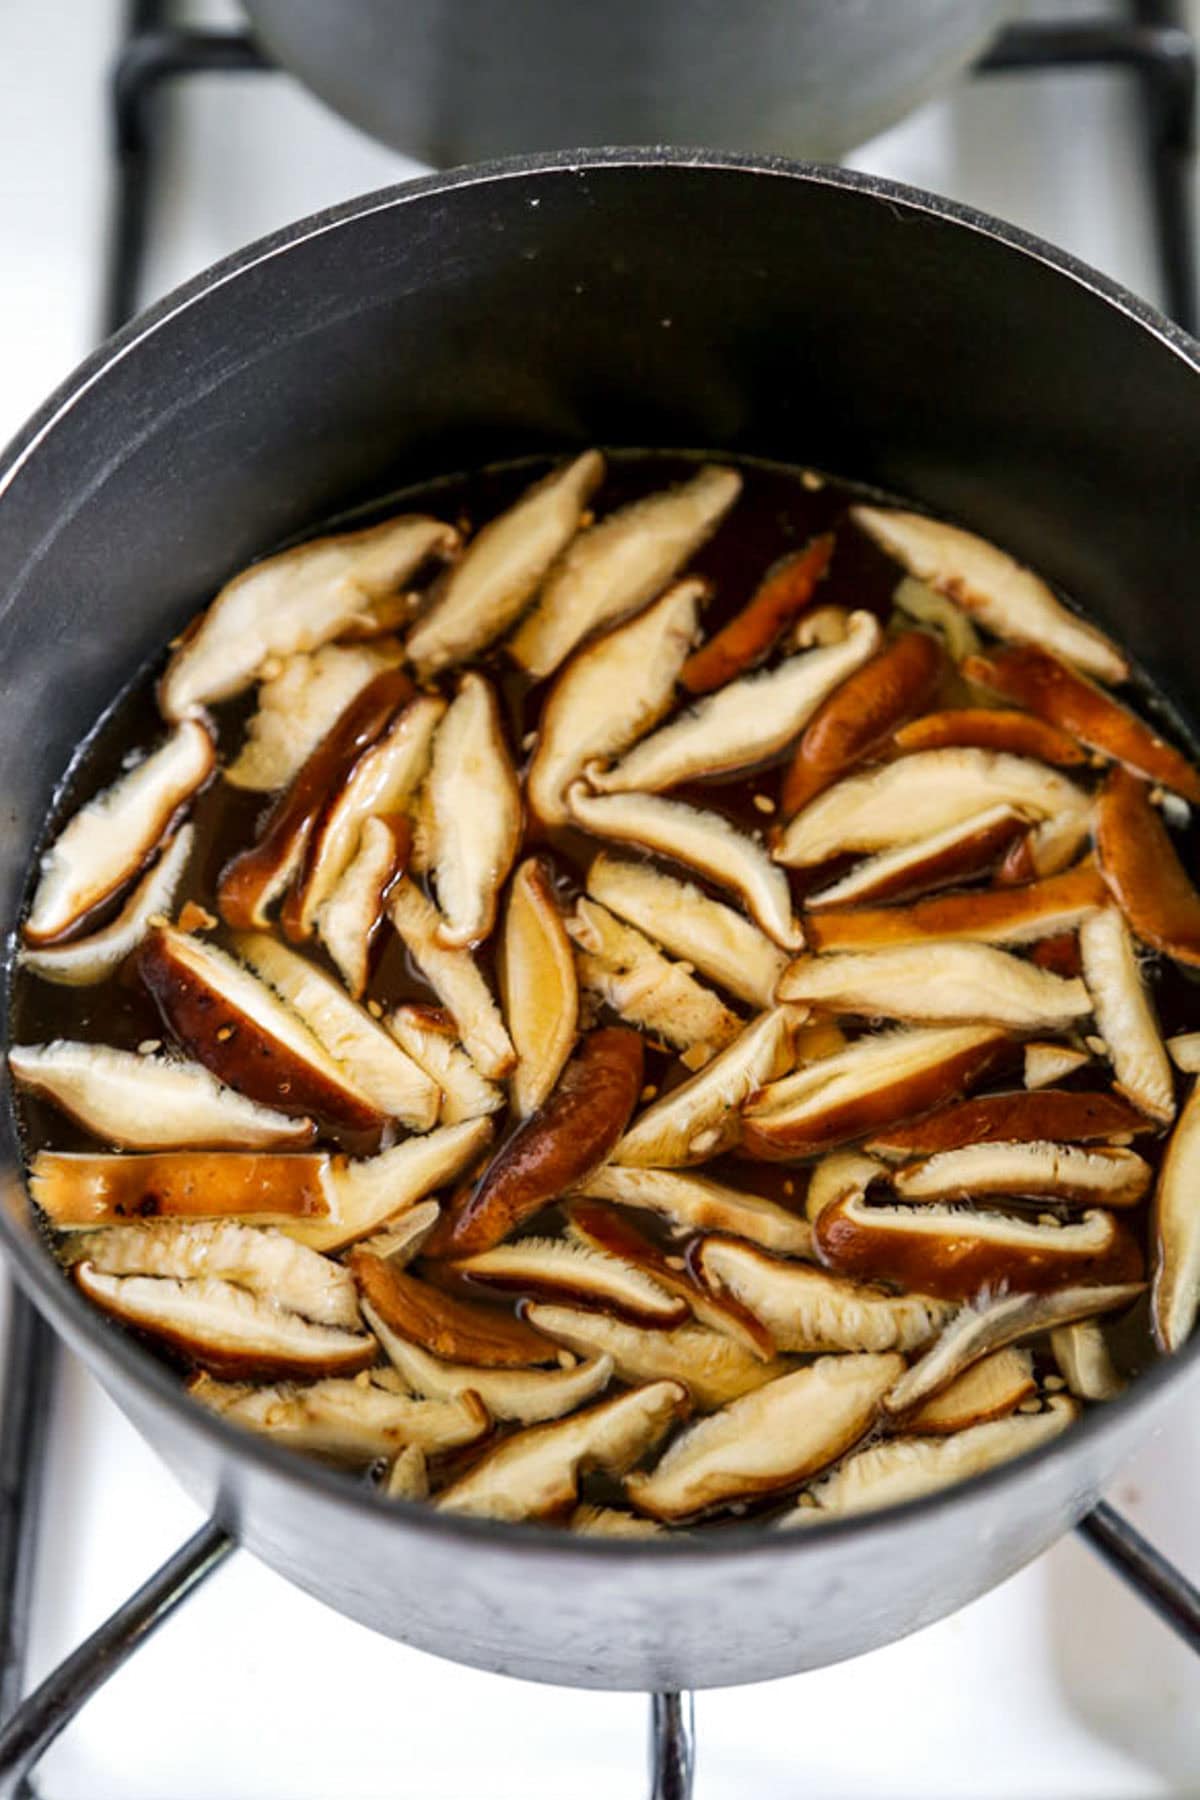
[
  {"x1": 30, "y1": 1149, "x2": 334, "y2": 1228},
  {"x1": 1095, "y1": 766, "x2": 1200, "y2": 967},
  {"x1": 351, "y1": 1250, "x2": 557, "y2": 1368},
  {"x1": 803, "y1": 862, "x2": 1107, "y2": 954}
]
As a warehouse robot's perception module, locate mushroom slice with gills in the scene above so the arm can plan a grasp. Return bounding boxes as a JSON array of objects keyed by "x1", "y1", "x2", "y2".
[
  {"x1": 680, "y1": 532, "x2": 835, "y2": 694},
  {"x1": 21, "y1": 826, "x2": 194, "y2": 987},
  {"x1": 570, "y1": 1506, "x2": 666, "y2": 1538},
  {"x1": 803, "y1": 1151, "x2": 887, "y2": 1225},
  {"x1": 1051, "y1": 1319, "x2": 1125, "y2": 1401},
  {"x1": 780, "y1": 628, "x2": 944, "y2": 816},
  {"x1": 524, "y1": 1303, "x2": 784, "y2": 1411},
  {"x1": 438, "y1": 1380, "x2": 689, "y2": 1522},
  {"x1": 907, "y1": 1348, "x2": 1036, "y2": 1433},
  {"x1": 423, "y1": 674, "x2": 521, "y2": 949},
  {"x1": 1151, "y1": 1075, "x2": 1200, "y2": 1351},
  {"x1": 316, "y1": 814, "x2": 410, "y2": 999},
  {"x1": 1024, "y1": 1041, "x2": 1091, "y2": 1089},
  {"x1": 1168, "y1": 1033, "x2": 1200, "y2": 1074},
  {"x1": 385, "y1": 1443, "x2": 430, "y2": 1501},
  {"x1": 75, "y1": 1266, "x2": 374, "y2": 1379},
  {"x1": 350, "y1": 1249, "x2": 557, "y2": 1367},
  {"x1": 1078, "y1": 907, "x2": 1174, "y2": 1123},
  {"x1": 849, "y1": 506, "x2": 1127, "y2": 683},
  {"x1": 577, "y1": 1164, "x2": 814, "y2": 1258},
  {"x1": 697, "y1": 1236, "x2": 952, "y2": 1354},
  {"x1": 7, "y1": 1042, "x2": 316, "y2": 1150},
  {"x1": 355, "y1": 1199, "x2": 441, "y2": 1268},
  {"x1": 284, "y1": 691, "x2": 444, "y2": 941},
  {"x1": 625, "y1": 1353, "x2": 904, "y2": 1523},
  {"x1": 366, "y1": 1305, "x2": 614, "y2": 1423},
  {"x1": 892, "y1": 707, "x2": 1089, "y2": 767},
  {"x1": 814, "y1": 1193, "x2": 1142, "y2": 1302},
  {"x1": 1095, "y1": 766, "x2": 1200, "y2": 967},
  {"x1": 386, "y1": 878, "x2": 515, "y2": 1079},
  {"x1": 216, "y1": 666, "x2": 414, "y2": 930},
  {"x1": 783, "y1": 1396, "x2": 1078, "y2": 1526},
  {"x1": 507, "y1": 462, "x2": 741, "y2": 678},
  {"x1": 740, "y1": 1025, "x2": 1008, "y2": 1161},
  {"x1": 868, "y1": 1087, "x2": 1154, "y2": 1158},
  {"x1": 525, "y1": 577, "x2": 705, "y2": 828},
  {"x1": 190, "y1": 1371, "x2": 488, "y2": 1460},
  {"x1": 776, "y1": 942, "x2": 1091, "y2": 1032},
  {"x1": 499, "y1": 857, "x2": 578, "y2": 1119},
  {"x1": 225, "y1": 638, "x2": 406, "y2": 792},
  {"x1": 883, "y1": 1282, "x2": 1144, "y2": 1415},
  {"x1": 159, "y1": 512, "x2": 458, "y2": 719},
  {"x1": 568, "y1": 900, "x2": 740, "y2": 1070},
  {"x1": 74, "y1": 1218, "x2": 358, "y2": 1327},
  {"x1": 405, "y1": 451, "x2": 604, "y2": 674},
  {"x1": 613, "y1": 1006, "x2": 797, "y2": 1168},
  {"x1": 428, "y1": 1027, "x2": 643, "y2": 1257},
  {"x1": 233, "y1": 931, "x2": 438, "y2": 1130},
  {"x1": 588, "y1": 611, "x2": 882, "y2": 795},
  {"x1": 805, "y1": 805, "x2": 1030, "y2": 910},
  {"x1": 386, "y1": 1005, "x2": 503, "y2": 1124},
  {"x1": 567, "y1": 785, "x2": 800, "y2": 951},
  {"x1": 586, "y1": 854, "x2": 786, "y2": 1009},
  {"x1": 23, "y1": 721, "x2": 214, "y2": 948},
  {"x1": 30, "y1": 1149, "x2": 335, "y2": 1229},
  {"x1": 138, "y1": 926, "x2": 385, "y2": 1131},
  {"x1": 965, "y1": 645, "x2": 1200, "y2": 801},
  {"x1": 893, "y1": 1141, "x2": 1152, "y2": 1209},
  {"x1": 803, "y1": 863, "x2": 1108, "y2": 955},
  {"x1": 446, "y1": 1237, "x2": 689, "y2": 1328},
  {"x1": 288, "y1": 1117, "x2": 493, "y2": 1253}
]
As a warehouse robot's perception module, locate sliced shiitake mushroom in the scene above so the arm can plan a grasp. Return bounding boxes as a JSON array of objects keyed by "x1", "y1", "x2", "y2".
[
  {"x1": 803, "y1": 1151, "x2": 885, "y2": 1225},
  {"x1": 524, "y1": 1302, "x2": 784, "y2": 1411},
  {"x1": 773, "y1": 749, "x2": 1089, "y2": 869},
  {"x1": 680, "y1": 533, "x2": 834, "y2": 694},
  {"x1": 891, "y1": 577, "x2": 981, "y2": 662},
  {"x1": 426, "y1": 673, "x2": 521, "y2": 947},
  {"x1": 568, "y1": 899, "x2": 740, "y2": 1068},
  {"x1": 1078, "y1": 907, "x2": 1174, "y2": 1123},
  {"x1": 160, "y1": 512, "x2": 458, "y2": 718},
  {"x1": 625, "y1": 1353, "x2": 904, "y2": 1523},
  {"x1": 191, "y1": 1370, "x2": 488, "y2": 1459},
  {"x1": 850, "y1": 506, "x2": 1127, "y2": 682},
  {"x1": 614, "y1": 1007, "x2": 798, "y2": 1167},
  {"x1": 1151, "y1": 1075, "x2": 1200, "y2": 1352},
  {"x1": 499, "y1": 857, "x2": 579, "y2": 1118},
  {"x1": 741, "y1": 1025, "x2": 1008, "y2": 1161},
  {"x1": 386, "y1": 877, "x2": 515, "y2": 1079},
  {"x1": 569, "y1": 1505, "x2": 666, "y2": 1538},
  {"x1": 351, "y1": 1250, "x2": 556, "y2": 1367},
  {"x1": 892, "y1": 707, "x2": 1088, "y2": 766},
  {"x1": 883, "y1": 1283, "x2": 1143, "y2": 1415},
  {"x1": 906, "y1": 1348, "x2": 1036, "y2": 1433},
  {"x1": 316, "y1": 814, "x2": 409, "y2": 999},
  {"x1": 525, "y1": 577, "x2": 704, "y2": 828},
  {"x1": 1023, "y1": 1041, "x2": 1091, "y2": 1089},
  {"x1": 697, "y1": 1237, "x2": 950, "y2": 1358},
  {"x1": 448, "y1": 1236, "x2": 688, "y2": 1327},
  {"x1": 8, "y1": 1041, "x2": 315, "y2": 1150},
  {"x1": 577, "y1": 1164, "x2": 814, "y2": 1258},
  {"x1": 588, "y1": 611, "x2": 881, "y2": 794},
  {"x1": 405, "y1": 452, "x2": 604, "y2": 674},
  {"x1": 868, "y1": 1087, "x2": 1153, "y2": 1157},
  {"x1": 20, "y1": 826, "x2": 193, "y2": 986},
  {"x1": 966, "y1": 645, "x2": 1200, "y2": 801},
  {"x1": 355, "y1": 1199, "x2": 441, "y2": 1268},
  {"x1": 586, "y1": 854, "x2": 786, "y2": 1008},
  {"x1": 367, "y1": 1306, "x2": 614, "y2": 1423},
  {"x1": 803, "y1": 863, "x2": 1107, "y2": 954},
  {"x1": 777, "y1": 943, "x2": 1091, "y2": 1032},
  {"x1": 508, "y1": 463, "x2": 740, "y2": 678},
  {"x1": 429, "y1": 1027, "x2": 643, "y2": 1256},
  {"x1": 1050, "y1": 1320, "x2": 1125, "y2": 1401},
  {"x1": 892, "y1": 1140, "x2": 1151, "y2": 1208},
  {"x1": 804, "y1": 805, "x2": 1030, "y2": 910},
  {"x1": 290, "y1": 1116, "x2": 493, "y2": 1253},
  {"x1": 1167, "y1": 1033, "x2": 1200, "y2": 1073},
  {"x1": 30, "y1": 1149, "x2": 334, "y2": 1228},
  {"x1": 567, "y1": 785, "x2": 802, "y2": 952},
  {"x1": 783, "y1": 1397, "x2": 1078, "y2": 1524},
  {"x1": 386, "y1": 1005, "x2": 503, "y2": 1124},
  {"x1": 437, "y1": 1380, "x2": 689, "y2": 1521},
  {"x1": 225, "y1": 639, "x2": 406, "y2": 792},
  {"x1": 23, "y1": 722, "x2": 213, "y2": 947},
  {"x1": 385, "y1": 1443, "x2": 430, "y2": 1500},
  {"x1": 1095, "y1": 766, "x2": 1200, "y2": 967}
]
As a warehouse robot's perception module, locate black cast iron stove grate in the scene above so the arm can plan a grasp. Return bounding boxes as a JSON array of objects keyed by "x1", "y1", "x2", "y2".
[{"x1": 2, "y1": 3, "x2": 1200, "y2": 1794}]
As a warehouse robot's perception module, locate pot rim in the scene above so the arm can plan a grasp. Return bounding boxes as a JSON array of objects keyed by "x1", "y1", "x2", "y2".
[{"x1": 2, "y1": 146, "x2": 1198, "y2": 1568}]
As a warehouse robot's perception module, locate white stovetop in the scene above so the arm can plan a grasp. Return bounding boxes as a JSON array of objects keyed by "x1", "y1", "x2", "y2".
[{"x1": 2, "y1": 1, "x2": 1199, "y2": 1794}]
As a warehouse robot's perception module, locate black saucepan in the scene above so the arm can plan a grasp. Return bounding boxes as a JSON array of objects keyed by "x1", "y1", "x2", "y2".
[{"x1": 0, "y1": 152, "x2": 1197, "y2": 1691}]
